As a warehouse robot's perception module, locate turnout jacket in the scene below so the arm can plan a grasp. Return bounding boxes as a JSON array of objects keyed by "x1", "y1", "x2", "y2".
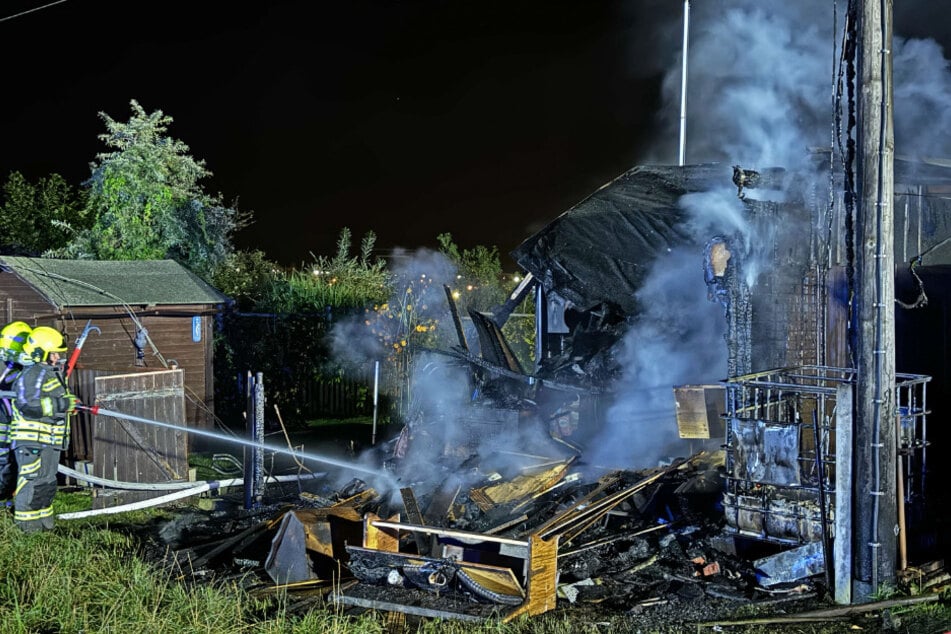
[{"x1": 10, "y1": 363, "x2": 73, "y2": 448}]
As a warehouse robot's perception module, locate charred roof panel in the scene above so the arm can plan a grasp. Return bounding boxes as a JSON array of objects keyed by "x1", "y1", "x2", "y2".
[{"x1": 512, "y1": 163, "x2": 732, "y2": 315}]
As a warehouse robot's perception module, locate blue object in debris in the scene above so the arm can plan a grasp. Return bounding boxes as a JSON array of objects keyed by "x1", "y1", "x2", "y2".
[{"x1": 754, "y1": 541, "x2": 824, "y2": 587}]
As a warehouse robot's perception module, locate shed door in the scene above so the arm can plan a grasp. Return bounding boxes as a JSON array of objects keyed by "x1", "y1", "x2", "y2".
[{"x1": 92, "y1": 370, "x2": 188, "y2": 484}]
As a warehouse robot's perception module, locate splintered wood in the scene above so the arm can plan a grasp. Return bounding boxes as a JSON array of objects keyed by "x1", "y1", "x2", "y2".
[
  {"x1": 503, "y1": 534, "x2": 560, "y2": 622},
  {"x1": 469, "y1": 462, "x2": 571, "y2": 511},
  {"x1": 535, "y1": 454, "x2": 702, "y2": 545}
]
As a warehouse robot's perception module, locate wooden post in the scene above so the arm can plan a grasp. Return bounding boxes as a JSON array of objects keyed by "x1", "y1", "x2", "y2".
[{"x1": 853, "y1": 0, "x2": 897, "y2": 601}]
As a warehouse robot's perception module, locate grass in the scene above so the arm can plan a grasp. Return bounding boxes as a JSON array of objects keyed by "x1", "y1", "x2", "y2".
[
  {"x1": 0, "y1": 489, "x2": 947, "y2": 633},
  {"x1": 305, "y1": 416, "x2": 374, "y2": 428}
]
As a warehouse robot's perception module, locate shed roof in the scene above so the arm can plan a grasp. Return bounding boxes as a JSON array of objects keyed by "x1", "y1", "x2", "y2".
[
  {"x1": 0, "y1": 257, "x2": 229, "y2": 308},
  {"x1": 511, "y1": 163, "x2": 731, "y2": 315}
]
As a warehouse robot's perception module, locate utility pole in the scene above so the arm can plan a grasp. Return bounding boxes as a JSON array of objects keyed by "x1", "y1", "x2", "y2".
[
  {"x1": 678, "y1": 0, "x2": 690, "y2": 166},
  {"x1": 853, "y1": 0, "x2": 896, "y2": 601}
]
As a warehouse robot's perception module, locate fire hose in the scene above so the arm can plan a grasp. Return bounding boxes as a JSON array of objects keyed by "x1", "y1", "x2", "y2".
[
  {"x1": 76, "y1": 404, "x2": 388, "y2": 478},
  {"x1": 56, "y1": 472, "x2": 325, "y2": 520}
]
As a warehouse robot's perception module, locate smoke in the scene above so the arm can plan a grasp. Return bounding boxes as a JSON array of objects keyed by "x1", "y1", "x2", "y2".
[
  {"x1": 649, "y1": 1, "x2": 951, "y2": 166},
  {"x1": 587, "y1": 2, "x2": 951, "y2": 470},
  {"x1": 590, "y1": 2, "x2": 836, "y2": 467},
  {"x1": 587, "y1": 245, "x2": 729, "y2": 468},
  {"x1": 329, "y1": 248, "x2": 458, "y2": 368},
  {"x1": 893, "y1": 37, "x2": 951, "y2": 159},
  {"x1": 328, "y1": 2, "x2": 951, "y2": 479},
  {"x1": 654, "y1": 1, "x2": 833, "y2": 169}
]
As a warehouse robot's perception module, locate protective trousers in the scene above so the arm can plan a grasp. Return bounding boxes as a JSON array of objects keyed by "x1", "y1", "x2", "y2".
[{"x1": 14, "y1": 444, "x2": 59, "y2": 532}]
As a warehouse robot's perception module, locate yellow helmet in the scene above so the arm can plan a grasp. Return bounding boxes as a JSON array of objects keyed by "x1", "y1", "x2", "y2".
[
  {"x1": 0, "y1": 321, "x2": 32, "y2": 363},
  {"x1": 23, "y1": 326, "x2": 68, "y2": 363}
]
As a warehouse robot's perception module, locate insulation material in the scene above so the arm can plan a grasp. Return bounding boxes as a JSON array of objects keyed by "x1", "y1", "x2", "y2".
[{"x1": 728, "y1": 418, "x2": 801, "y2": 486}]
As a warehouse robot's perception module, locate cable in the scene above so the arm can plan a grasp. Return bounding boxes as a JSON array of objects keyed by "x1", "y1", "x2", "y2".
[{"x1": 0, "y1": 0, "x2": 69, "y2": 24}]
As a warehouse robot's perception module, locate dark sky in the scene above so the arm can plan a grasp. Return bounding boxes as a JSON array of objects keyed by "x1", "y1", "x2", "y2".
[
  {"x1": 2, "y1": 1, "x2": 950, "y2": 268},
  {"x1": 0, "y1": 0, "x2": 672, "y2": 267}
]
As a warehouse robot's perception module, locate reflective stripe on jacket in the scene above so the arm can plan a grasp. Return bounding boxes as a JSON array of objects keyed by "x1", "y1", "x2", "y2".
[{"x1": 10, "y1": 364, "x2": 71, "y2": 448}]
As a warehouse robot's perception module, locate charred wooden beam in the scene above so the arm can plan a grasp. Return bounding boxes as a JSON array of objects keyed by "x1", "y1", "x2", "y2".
[{"x1": 400, "y1": 487, "x2": 431, "y2": 555}]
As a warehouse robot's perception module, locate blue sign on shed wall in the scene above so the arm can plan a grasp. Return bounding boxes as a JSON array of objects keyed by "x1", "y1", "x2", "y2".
[{"x1": 192, "y1": 316, "x2": 202, "y2": 342}]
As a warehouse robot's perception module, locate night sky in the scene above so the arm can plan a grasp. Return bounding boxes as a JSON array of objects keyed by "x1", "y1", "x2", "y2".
[{"x1": 2, "y1": 1, "x2": 950, "y2": 267}]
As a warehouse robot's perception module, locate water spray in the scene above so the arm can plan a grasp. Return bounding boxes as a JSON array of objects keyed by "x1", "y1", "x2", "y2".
[{"x1": 76, "y1": 404, "x2": 389, "y2": 479}]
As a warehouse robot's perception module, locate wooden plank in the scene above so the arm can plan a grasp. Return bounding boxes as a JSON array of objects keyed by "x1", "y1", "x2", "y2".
[
  {"x1": 424, "y1": 475, "x2": 462, "y2": 523},
  {"x1": 364, "y1": 513, "x2": 400, "y2": 552},
  {"x1": 331, "y1": 593, "x2": 486, "y2": 623},
  {"x1": 504, "y1": 534, "x2": 559, "y2": 622},
  {"x1": 370, "y1": 520, "x2": 528, "y2": 548}
]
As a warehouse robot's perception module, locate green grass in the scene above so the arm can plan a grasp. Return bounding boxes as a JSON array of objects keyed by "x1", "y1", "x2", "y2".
[{"x1": 304, "y1": 416, "x2": 374, "y2": 428}]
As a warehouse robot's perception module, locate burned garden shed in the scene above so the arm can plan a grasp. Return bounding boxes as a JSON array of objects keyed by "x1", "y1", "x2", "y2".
[
  {"x1": 0, "y1": 256, "x2": 229, "y2": 466},
  {"x1": 510, "y1": 162, "x2": 816, "y2": 379}
]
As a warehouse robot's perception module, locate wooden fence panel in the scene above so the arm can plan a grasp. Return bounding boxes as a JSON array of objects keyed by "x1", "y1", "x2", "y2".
[
  {"x1": 300, "y1": 371, "x2": 377, "y2": 419},
  {"x1": 91, "y1": 370, "x2": 188, "y2": 492}
]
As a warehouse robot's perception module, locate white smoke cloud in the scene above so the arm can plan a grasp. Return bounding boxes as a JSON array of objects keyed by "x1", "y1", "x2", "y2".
[
  {"x1": 893, "y1": 37, "x2": 951, "y2": 159},
  {"x1": 651, "y1": 1, "x2": 951, "y2": 166},
  {"x1": 657, "y1": 1, "x2": 833, "y2": 169},
  {"x1": 329, "y1": 248, "x2": 458, "y2": 367},
  {"x1": 586, "y1": 245, "x2": 729, "y2": 468},
  {"x1": 602, "y1": 2, "x2": 951, "y2": 469}
]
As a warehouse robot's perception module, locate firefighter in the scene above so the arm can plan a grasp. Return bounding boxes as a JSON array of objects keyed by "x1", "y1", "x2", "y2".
[
  {"x1": 9, "y1": 326, "x2": 77, "y2": 532},
  {"x1": 0, "y1": 321, "x2": 32, "y2": 504}
]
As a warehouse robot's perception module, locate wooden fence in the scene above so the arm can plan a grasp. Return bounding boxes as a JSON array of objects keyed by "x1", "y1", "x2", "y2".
[{"x1": 300, "y1": 373, "x2": 374, "y2": 419}]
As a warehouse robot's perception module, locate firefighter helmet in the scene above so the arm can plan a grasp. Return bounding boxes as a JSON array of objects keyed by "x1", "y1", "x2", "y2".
[
  {"x1": 22, "y1": 326, "x2": 68, "y2": 363},
  {"x1": 0, "y1": 321, "x2": 32, "y2": 363}
]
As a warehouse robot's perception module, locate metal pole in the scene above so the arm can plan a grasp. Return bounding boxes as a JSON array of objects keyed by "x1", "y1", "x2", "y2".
[
  {"x1": 678, "y1": 0, "x2": 690, "y2": 166},
  {"x1": 253, "y1": 371, "x2": 265, "y2": 506},
  {"x1": 243, "y1": 371, "x2": 254, "y2": 509},
  {"x1": 371, "y1": 360, "x2": 380, "y2": 445}
]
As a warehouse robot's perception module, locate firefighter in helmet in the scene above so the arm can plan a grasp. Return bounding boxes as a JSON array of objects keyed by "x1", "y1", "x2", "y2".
[
  {"x1": 0, "y1": 321, "x2": 32, "y2": 503},
  {"x1": 9, "y1": 326, "x2": 76, "y2": 532}
]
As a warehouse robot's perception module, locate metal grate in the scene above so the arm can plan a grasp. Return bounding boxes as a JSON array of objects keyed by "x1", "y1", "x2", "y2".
[{"x1": 722, "y1": 365, "x2": 930, "y2": 545}]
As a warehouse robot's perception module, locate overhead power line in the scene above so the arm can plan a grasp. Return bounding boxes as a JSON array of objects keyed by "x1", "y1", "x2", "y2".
[{"x1": 0, "y1": 0, "x2": 70, "y2": 24}]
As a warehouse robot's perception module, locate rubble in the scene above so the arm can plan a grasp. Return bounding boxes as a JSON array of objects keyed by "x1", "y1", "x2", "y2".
[{"x1": 136, "y1": 447, "x2": 831, "y2": 627}]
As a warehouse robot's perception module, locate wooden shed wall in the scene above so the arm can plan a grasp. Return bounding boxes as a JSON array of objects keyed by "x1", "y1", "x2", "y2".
[
  {"x1": 56, "y1": 308, "x2": 217, "y2": 429},
  {"x1": 0, "y1": 272, "x2": 56, "y2": 322},
  {"x1": 0, "y1": 272, "x2": 218, "y2": 431}
]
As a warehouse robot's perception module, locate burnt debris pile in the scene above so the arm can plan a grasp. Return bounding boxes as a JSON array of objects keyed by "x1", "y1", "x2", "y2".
[{"x1": 146, "y1": 448, "x2": 831, "y2": 626}]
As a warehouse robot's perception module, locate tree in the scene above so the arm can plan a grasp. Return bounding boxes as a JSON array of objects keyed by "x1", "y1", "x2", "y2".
[
  {"x1": 60, "y1": 100, "x2": 248, "y2": 279},
  {"x1": 211, "y1": 250, "x2": 286, "y2": 312},
  {"x1": 0, "y1": 171, "x2": 89, "y2": 255}
]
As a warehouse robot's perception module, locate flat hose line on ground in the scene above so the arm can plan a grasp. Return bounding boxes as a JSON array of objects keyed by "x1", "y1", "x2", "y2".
[{"x1": 56, "y1": 472, "x2": 325, "y2": 520}]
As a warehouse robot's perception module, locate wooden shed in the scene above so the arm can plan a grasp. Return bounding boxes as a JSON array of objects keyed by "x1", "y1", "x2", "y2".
[{"x1": 0, "y1": 257, "x2": 230, "y2": 464}]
